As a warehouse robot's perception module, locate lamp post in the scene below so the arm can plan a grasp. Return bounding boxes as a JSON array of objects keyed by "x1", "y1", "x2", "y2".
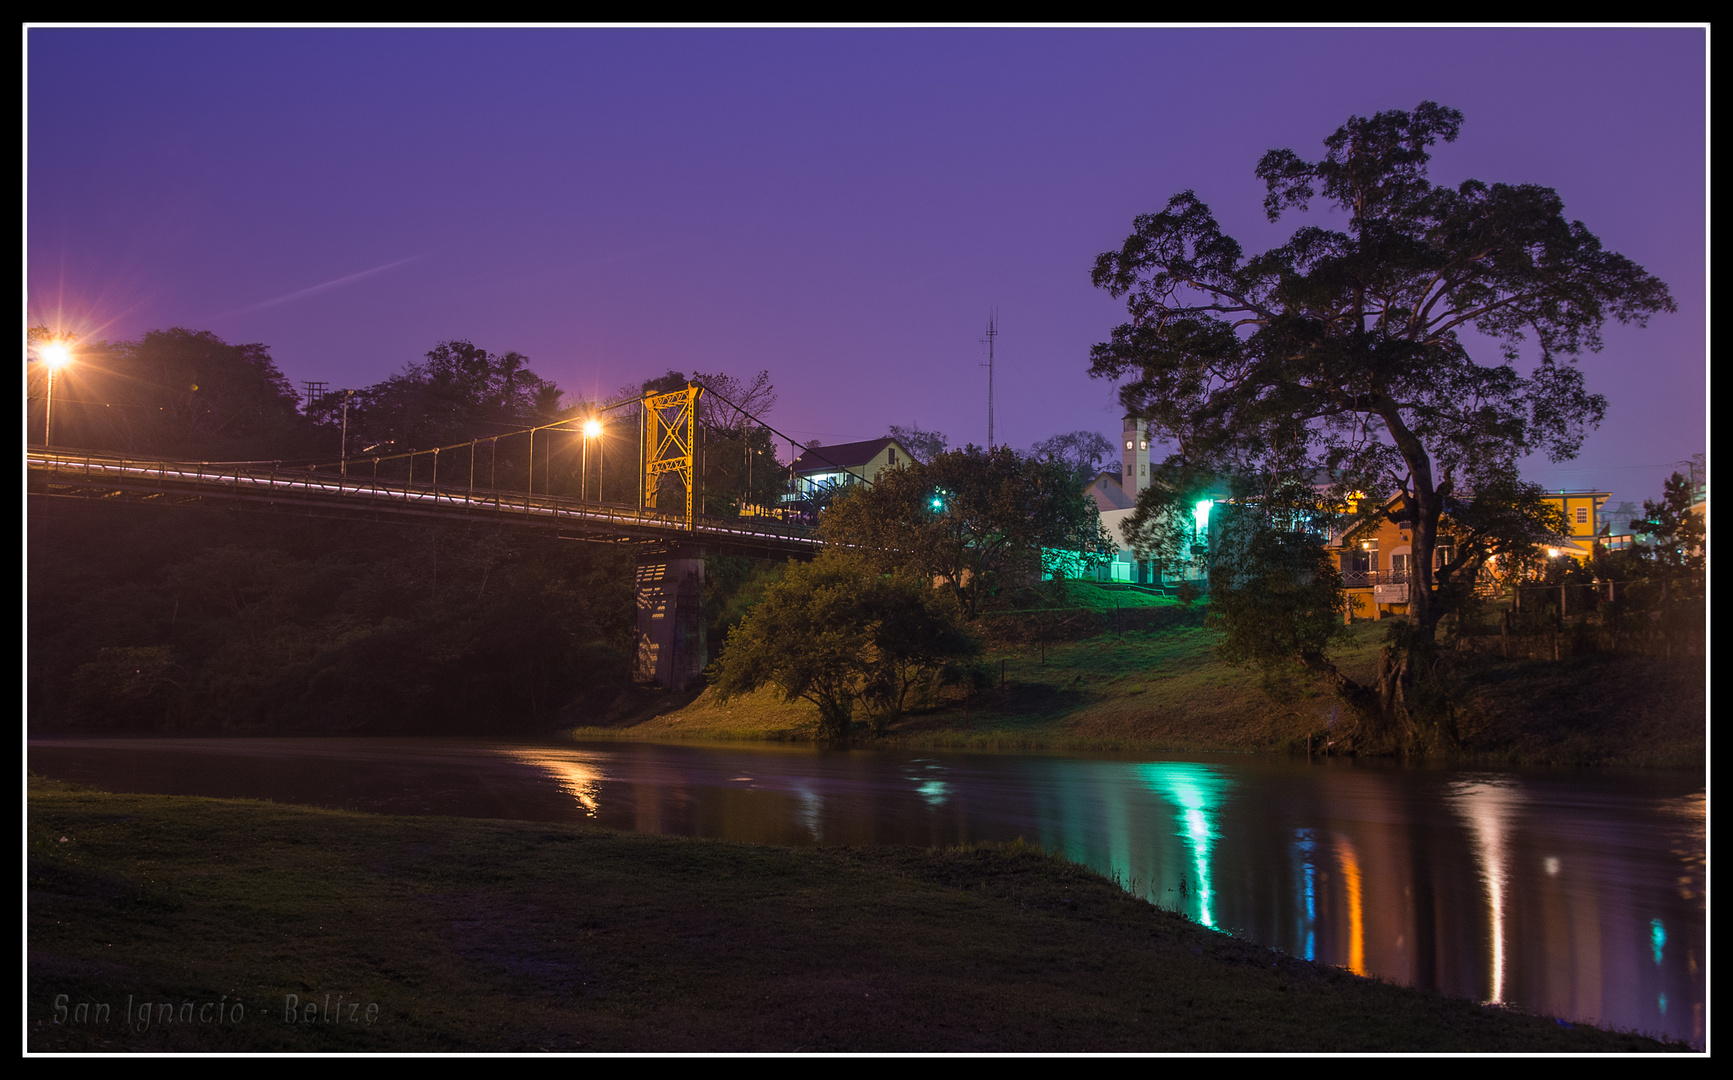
[
  {"x1": 582, "y1": 417, "x2": 603, "y2": 501},
  {"x1": 339, "y1": 389, "x2": 355, "y2": 476},
  {"x1": 37, "y1": 341, "x2": 73, "y2": 446}
]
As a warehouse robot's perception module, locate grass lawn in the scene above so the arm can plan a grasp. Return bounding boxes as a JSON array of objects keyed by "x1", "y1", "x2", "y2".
[
  {"x1": 27, "y1": 777, "x2": 1681, "y2": 1053},
  {"x1": 575, "y1": 584, "x2": 1703, "y2": 768}
]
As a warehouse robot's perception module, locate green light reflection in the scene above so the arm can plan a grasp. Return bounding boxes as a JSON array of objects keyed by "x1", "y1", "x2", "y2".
[{"x1": 1139, "y1": 762, "x2": 1232, "y2": 928}]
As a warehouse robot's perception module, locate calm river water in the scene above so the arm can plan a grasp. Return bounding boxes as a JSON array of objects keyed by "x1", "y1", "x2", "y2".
[{"x1": 28, "y1": 736, "x2": 1706, "y2": 1048}]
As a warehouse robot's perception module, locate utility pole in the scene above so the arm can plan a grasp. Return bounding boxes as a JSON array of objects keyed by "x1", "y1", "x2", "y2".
[
  {"x1": 980, "y1": 310, "x2": 998, "y2": 449},
  {"x1": 339, "y1": 390, "x2": 354, "y2": 476},
  {"x1": 301, "y1": 380, "x2": 330, "y2": 416}
]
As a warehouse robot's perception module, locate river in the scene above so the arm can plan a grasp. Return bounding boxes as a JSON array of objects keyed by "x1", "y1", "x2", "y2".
[{"x1": 27, "y1": 736, "x2": 1706, "y2": 1048}]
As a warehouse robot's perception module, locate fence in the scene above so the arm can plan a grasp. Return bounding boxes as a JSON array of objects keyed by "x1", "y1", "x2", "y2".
[{"x1": 1451, "y1": 578, "x2": 1703, "y2": 661}]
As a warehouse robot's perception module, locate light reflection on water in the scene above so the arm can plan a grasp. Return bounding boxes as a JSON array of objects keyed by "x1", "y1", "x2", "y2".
[
  {"x1": 1137, "y1": 763, "x2": 1230, "y2": 928},
  {"x1": 1447, "y1": 775, "x2": 1525, "y2": 1004},
  {"x1": 29, "y1": 736, "x2": 1704, "y2": 1048}
]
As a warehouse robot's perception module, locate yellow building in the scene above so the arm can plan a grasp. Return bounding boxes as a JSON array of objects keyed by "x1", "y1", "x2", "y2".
[
  {"x1": 1536, "y1": 489, "x2": 1611, "y2": 563},
  {"x1": 1330, "y1": 501, "x2": 1431, "y2": 621},
  {"x1": 1328, "y1": 489, "x2": 1611, "y2": 620}
]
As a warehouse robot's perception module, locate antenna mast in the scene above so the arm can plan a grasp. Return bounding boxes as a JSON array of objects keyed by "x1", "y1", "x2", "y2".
[{"x1": 980, "y1": 310, "x2": 998, "y2": 448}]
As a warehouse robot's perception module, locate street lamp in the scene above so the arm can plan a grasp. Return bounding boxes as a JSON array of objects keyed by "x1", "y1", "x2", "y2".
[
  {"x1": 339, "y1": 389, "x2": 355, "y2": 477},
  {"x1": 37, "y1": 340, "x2": 74, "y2": 446},
  {"x1": 582, "y1": 417, "x2": 603, "y2": 501}
]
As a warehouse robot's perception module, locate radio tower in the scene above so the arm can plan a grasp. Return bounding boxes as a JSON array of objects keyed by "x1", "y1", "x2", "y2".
[{"x1": 980, "y1": 311, "x2": 998, "y2": 448}]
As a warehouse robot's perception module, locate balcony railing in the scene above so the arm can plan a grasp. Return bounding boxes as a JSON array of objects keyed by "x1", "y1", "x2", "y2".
[{"x1": 1340, "y1": 568, "x2": 1411, "y2": 588}]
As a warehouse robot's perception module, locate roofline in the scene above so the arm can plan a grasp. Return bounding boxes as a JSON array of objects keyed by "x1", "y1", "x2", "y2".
[{"x1": 791, "y1": 436, "x2": 910, "y2": 474}]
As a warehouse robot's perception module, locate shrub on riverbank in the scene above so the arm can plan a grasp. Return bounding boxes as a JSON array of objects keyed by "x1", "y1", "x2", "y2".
[
  {"x1": 588, "y1": 585, "x2": 1703, "y2": 766},
  {"x1": 27, "y1": 778, "x2": 1680, "y2": 1053}
]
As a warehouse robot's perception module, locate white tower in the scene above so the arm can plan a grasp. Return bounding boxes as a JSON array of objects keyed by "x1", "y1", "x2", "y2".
[{"x1": 1122, "y1": 415, "x2": 1151, "y2": 495}]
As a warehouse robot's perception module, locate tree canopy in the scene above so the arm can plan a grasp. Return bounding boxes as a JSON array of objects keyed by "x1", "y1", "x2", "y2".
[
  {"x1": 819, "y1": 445, "x2": 1113, "y2": 618},
  {"x1": 1089, "y1": 102, "x2": 1675, "y2": 742},
  {"x1": 339, "y1": 340, "x2": 561, "y2": 454},
  {"x1": 1032, "y1": 430, "x2": 1117, "y2": 487},
  {"x1": 1636, "y1": 471, "x2": 1705, "y2": 574},
  {"x1": 709, "y1": 552, "x2": 979, "y2": 739},
  {"x1": 887, "y1": 423, "x2": 950, "y2": 465},
  {"x1": 32, "y1": 327, "x2": 306, "y2": 460}
]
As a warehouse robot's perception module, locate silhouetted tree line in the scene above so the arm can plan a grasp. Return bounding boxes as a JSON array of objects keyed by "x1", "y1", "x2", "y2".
[
  {"x1": 27, "y1": 498, "x2": 639, "y2": 733},
  {"x1": 28, "y1": 328, "x2": 317, "y2": 461},
  {"x1": 26, "y1": 329, "x2": 797, "y2": 733}
]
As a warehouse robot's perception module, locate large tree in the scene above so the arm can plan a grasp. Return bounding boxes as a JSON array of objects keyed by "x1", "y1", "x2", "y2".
[
  {"x1": 1089, "y1": 102, "x2": 1674, "y2": 739},
  {"x1": 709, "y1": 552, "x2": 979, "y2": 739},
  {"x1": 1637, "y1": 471, "x2": 1705, "y2": 574},
  {"x1": 819, "y1": 445, "x2": 1113, "y2": 619},
  {"x1": 334, "y1": 340, "x2": 567, "y2": 492},
  {"x1": 341, "y1": 339, "x2": 560, "y2": 452},
  {"x1": 38, "y1": 328, "x2": 306, "y2": 460}
]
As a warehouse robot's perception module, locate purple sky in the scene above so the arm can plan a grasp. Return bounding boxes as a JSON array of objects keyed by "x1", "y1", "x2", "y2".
[{"x1": 27, "y1": 27, "x2": 1706, "y2": 509}]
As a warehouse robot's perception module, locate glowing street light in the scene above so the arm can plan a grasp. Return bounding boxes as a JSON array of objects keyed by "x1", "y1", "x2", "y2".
[
  {"x1": 37, "y1": 340, "x2": 74, "y2": 446},
  {"x1": 582, "y1": 417, "x2": 603, "y2": 502}
]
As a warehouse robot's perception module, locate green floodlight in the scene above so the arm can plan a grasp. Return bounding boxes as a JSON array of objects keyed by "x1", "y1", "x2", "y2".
[{"x1": 1193, "y1": 498, "x2": 1213, "y2": 536}]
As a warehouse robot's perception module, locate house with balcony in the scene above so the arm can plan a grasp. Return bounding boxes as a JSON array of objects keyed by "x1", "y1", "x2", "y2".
[
  {"x1": 1328, "y1": 487, "x2": 1613, "y2": 620},
  {"x1": 1328, "y1": 499, "x2": 1437, "y2": 621}
]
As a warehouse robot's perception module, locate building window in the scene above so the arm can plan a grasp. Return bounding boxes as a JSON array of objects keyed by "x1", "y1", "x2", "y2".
[
  {"x1": 1343, "y1": 549, "x2": 1376, "y2": 575},
  {"x1": 888, "y1": 447, "x2": 897, "y2": 465},
  {"x1": 1576, "y1": 506, "x2": 1588, "y2": 525}
]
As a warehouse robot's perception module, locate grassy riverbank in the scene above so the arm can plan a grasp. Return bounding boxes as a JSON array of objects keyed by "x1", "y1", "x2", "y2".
[
  {"x1": 28, "y1": 777, "x2": 1679, "y2": 1053},
  {"x1": 575, "y1": 589, "x2": 1705, "y2": 767}
]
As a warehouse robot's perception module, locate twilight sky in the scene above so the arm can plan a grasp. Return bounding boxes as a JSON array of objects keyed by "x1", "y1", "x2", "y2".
[{"x1": 26, "y1": 27, "x2": 1707, "y2": 509}]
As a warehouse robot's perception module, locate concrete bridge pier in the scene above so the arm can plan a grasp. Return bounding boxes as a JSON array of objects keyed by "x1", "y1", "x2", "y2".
[{"x1": 634, "y1": 545, "x2": 707, "y2": 689}]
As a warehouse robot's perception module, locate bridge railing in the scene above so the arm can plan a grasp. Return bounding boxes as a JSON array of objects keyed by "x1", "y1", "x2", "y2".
[{"x1": 27, "y1": 448, "x2": 823, "y2": 550}]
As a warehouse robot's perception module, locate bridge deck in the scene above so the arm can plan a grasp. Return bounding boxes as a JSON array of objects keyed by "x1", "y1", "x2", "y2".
[{"x1": 27, "y1": 449, "x2": 823, "y2": 558}]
